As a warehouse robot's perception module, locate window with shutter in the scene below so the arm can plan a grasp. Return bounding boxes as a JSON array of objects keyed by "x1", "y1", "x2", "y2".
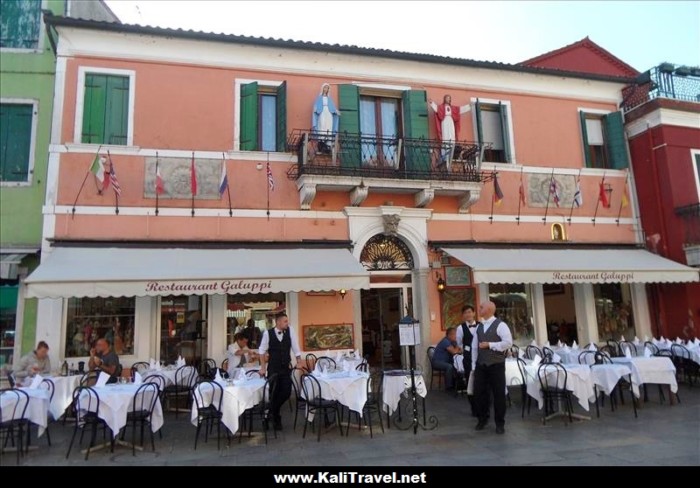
[
  {"x1": 81, "y1": 74, "x2": 130, "y2": 145},
  {"x1": 0, "y1": 103, "x2": 34, "y2": 182},
  {"x1": 475, "y1": 101, "x2": 512, "y2": 163},
  {"x1": 0, "y1": 0, "x2": 41, "y2": 49},
  {"x1": 239, "y1": 81, "x2": 287, "y2": 152},
  {"x1": 579, "y1": 110, "x2": 628, "y2": 170},
  {"x1": 338, "y1": 84, "x2": 361, "y2": 167}
]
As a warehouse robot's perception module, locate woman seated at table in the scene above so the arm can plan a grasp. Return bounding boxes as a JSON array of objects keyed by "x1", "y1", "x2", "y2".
[
  {"x1": 13, "y1": 341, "x2": 51, "y2": 384},
  {"x1": 88, "y1": 338, "x2": 121, "y2": 384},
  {"x1": 227, "y1": 333, "x2": 259, "y2": 375}
]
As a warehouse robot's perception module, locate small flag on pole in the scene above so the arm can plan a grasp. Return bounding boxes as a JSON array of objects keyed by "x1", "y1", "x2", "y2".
[
  {"x1": 493, "y1": 174, "x2": 504, "y2": 205},
  {"x1": 549, "y1": 175, "x2": 560, "y2": 207},
  {"x1": 155, "y1": 164, "x2": 165, "y2": 195},
  {"x1": 598, "y1": 180, "x2": 610, "y2": 208},
  {"x1": 518, "y1": 178, "x2": 526, "y2": 206},
  {"x1": 266, "y1": 160, "x2": 275, "y2": 191},
  {"x1": 107, "y1": 154, "x2": 121, "y2": 196},
  {"x1": 90, "y1": 154, "x2": 109, "y2": 192},
  {"x1": 621, "y1": 185, "x2": 629, "y2": 208},
  {"x1": 190, "y1": 154, "x2": 198, "y2": 196},
  {"x1": 573, "y1": 178, "x2": 583, "y2": 208},
  {"x1": 218, "y1": 161, "x2": 228, "y2": 197}
]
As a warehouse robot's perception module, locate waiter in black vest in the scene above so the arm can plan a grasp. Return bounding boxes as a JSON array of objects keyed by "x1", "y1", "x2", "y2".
[
  {"x1": 456, "y1": 304, "x2": 478, "y2": 415},
  {"x1": 259, "y1": 312, "x2": 302, "y2": 431},
  {"x1": 471, "y1": 301, "x2": 512, "y2": 434}
]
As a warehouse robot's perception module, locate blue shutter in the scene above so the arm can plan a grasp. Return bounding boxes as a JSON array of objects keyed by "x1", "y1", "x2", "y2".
[
  {"x1": 603, "y1": 111, "x2": 629, "y2": 169},
  {"x1": 0, "y1": 104, "x2": 33, "y2": 182}
]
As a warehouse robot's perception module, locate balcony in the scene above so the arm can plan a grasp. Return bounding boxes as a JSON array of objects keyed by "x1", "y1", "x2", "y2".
[
  {"x1": 286, "y1": 130, "x2": 486, "y2": 212},
  {"x1": 675, "y1": 203, "x2": 700, "y2": 267},
  {"x1": 622, "y1": 63, "x2": 700, "y2": 113}
]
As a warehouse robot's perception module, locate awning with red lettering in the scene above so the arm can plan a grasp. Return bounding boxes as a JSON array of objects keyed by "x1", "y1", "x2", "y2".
[
  {"x1": 441, "y1": 248, "x2": 699, "y2": 284},
  {"x1": 25, "y1": 247, "x2": 369, "y2": 298}
]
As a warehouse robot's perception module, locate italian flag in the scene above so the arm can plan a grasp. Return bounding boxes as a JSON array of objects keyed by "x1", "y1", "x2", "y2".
[{"x1": 90, "y1": 154, "x2": 109, "y2": 192}]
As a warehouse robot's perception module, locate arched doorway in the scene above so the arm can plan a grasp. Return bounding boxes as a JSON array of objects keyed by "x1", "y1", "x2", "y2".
[{"x1": 359, "y1": 234, "x2": 415, "y2": 369}]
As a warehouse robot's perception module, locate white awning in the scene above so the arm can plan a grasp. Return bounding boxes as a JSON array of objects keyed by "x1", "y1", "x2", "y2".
[
  {"x1": 441, "y1": 248, "x2": 700, "y2": 284},
  {"x1": 25, "y1": 247, "x2": 369, "y2": 298}
]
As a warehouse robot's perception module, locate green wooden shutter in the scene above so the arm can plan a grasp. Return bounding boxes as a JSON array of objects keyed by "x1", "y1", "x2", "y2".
[
  {"x1": 82, "y1": 74, "x2": 107, "y2": 144},
  {"x1": 0, "y1": 104, "x2": 33, "y2": 182},
  {"x1": 276, "y1": 81, "x2": 287, "y2": 152},
  {"x1": 0, "y1": 0, "x2": 41, "y2": 49},
  {"x1": 474, "y1": 99, "x2": 483, "y2": 144},
  {"x1": 338, "y1": 84, "x2": 361, "y2": 168},
  {"x1": 499, "y1": 102, "x2": 512, "y2": 163},
  {"x1": 104, "y1": 75, "x2": 130, "y2": 145},
  {"x1": 579, "y1": 110, "x2": 592, "y2": 168},
  {"x1": 603, "y1": 111, "x2": 629, "y2": 169},
  {"x1": 240, "y1": 82, "x2": 258, "y2": 151},
  {"x1": 402, "y1": 89, "x2": 430, "y2": 171}
]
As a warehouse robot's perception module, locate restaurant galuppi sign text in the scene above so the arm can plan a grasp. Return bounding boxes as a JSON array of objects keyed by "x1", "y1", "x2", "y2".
[
  {"x1": 551, "y1": 272, "x2": 635, "y2": 283},
  {"x1": 145, "y1": 279, "x2": 273, "y2": 294}
]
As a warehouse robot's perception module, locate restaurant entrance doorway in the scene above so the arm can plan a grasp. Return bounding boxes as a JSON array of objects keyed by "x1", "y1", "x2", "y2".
[{"x1": 159, "y1": 295, "x2": 207, "y2": 370}]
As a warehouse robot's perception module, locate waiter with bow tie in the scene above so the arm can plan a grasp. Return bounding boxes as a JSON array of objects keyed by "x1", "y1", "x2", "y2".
[
  {"x1": 259, "y1": 312, "x2": 302, "y2": 431},
  {"x1": 456, "y1": 304, "x2": 478, "y2": 416}
]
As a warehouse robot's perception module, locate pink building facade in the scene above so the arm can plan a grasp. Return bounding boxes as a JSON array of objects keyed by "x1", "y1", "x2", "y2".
[{"x1": 26, "y1": 16, "x2": 698, "y2": 371}]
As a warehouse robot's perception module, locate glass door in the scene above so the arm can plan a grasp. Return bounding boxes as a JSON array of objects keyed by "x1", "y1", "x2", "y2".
[{"x1": 159, "y1": 295, "x2": 207, "y2": 369}]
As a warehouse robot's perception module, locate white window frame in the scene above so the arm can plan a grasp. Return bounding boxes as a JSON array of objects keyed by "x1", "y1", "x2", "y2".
[
  {"x1": 233, "y1": 78, "x2": 283, "y2": 152},
  {"x1": 0, "y1": 98, "x2": 39, "y2": 187},
  {"x1": 578, "y1": 107, "x2": 613, "y2": 169},
  {"x1": 0, "y1": 0, "x2": 47, "y2": 54},
  {"x1": 470, "y1": 97, "x2": 517, "y2": 165},
  {"x1": 73, "y1": 66, "x2": 136, "y2": 147},
  {"x1": 691, "y1": 149, "x2": 700, "y2": 201}
]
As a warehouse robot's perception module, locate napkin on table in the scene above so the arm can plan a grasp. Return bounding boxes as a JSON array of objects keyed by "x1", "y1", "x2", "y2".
[
  {"x1": 695, "y1": 338, "x2": 700, "y2": 347},
  {"x1": 643, "y1": 335, "x2": 649, "y2": 342},
  {"x1": 572, "y1": 340, "x2": 579, "y2": 350},
  {"x1": 552, "y1": 352, "x2": 562, "y2": 363},
  {"x1": 588, "y1": 343, "x2": 596, "y2": 352},
  {"x1": 29, "y1": 374, "x2": 43, "y2": 389},
  {"x1": 644, "y1": 347, "x2": 652, "y2": 358},
  {"x1": 530, "y1": 339, "x2": 537, "y2": 347},
  {"x1": 557, "y1": 340, "x2": 563, "y2": 348},
  {"x1": 134, "y1": 371, "x2": 143, "y2": 385},
  {"x1": 624, "y1": 347, "x2": 632, "y2": 359},
  {"x1": 620, "y1": 335, "x2": 626, "y2": 342},
  {"x1": 532, "y1": 354, "x2": 542, "y2": 368},
  {"x1": 95, "y1": 371, "x2": 110, "y2": 387},
  {"x1": 563, "y1": 344, "x2": 570, "y2": 352},
  {"x1": 676, "y1": 337, "x2": 683, "y2": 344},
  {"x1": 544, "y1": 340, "x2": 550, "y2": 347},
  {"x1": 633, "y1": 336, "x2": 641, "y2": 345},
  {"x1": 214, "y1": 368, "x2": 226, "y2": 386}
]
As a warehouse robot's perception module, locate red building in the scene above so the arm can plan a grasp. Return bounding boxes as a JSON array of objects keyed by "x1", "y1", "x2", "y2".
[{"x1": 622, "y1": 63, "x2": 700, "y2": 339}]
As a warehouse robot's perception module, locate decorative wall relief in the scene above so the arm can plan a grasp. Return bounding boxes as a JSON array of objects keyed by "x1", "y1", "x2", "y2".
[
  {"x1": 527, "y1": 173, "x2": 577, "y2": 208},
  {"x1": 144, "y1": 157, "x2": 222, "y2": 199}
]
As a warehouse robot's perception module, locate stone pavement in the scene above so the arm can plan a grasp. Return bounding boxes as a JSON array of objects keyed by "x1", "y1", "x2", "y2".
[{"x1": 3, "y1": 383, "x2": 699, "y2": 466}]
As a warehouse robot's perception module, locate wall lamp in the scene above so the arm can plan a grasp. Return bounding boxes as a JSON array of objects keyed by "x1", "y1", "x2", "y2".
[
  {"x1": 436, "y1": 276, "x2": 446, "y2": 293},
  {"x1": 339, "y1": 289, "x2": 347, "y2": 300}
]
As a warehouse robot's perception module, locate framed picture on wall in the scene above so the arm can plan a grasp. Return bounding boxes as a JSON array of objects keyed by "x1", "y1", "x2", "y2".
[
  {"x1": 445, "y1": 266, "x2": 471, "y2": 287},
  {"x1": 440, "y1": 288, "x2": 477, "y2": 330},
  {"x1": 302, "y1": 324, "x2": 354, "y2": 351}
]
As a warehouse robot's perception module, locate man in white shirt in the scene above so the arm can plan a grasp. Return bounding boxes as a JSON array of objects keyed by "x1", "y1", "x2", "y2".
[
  {"x1": 258, "y1": 312, "x2": 302, "y2": 430},
  {"x1": 456, "y1": 305, "x2": 478, "y2": 415},
  {"x1": 471, "y1": 301, "x2": 513, "y2": 434},
  {"x1": 226, "y1": 333, "x2": 258, "y2": 375}
]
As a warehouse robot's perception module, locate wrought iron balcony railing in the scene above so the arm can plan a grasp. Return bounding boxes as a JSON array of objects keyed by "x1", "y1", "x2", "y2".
[
  {"x1": 675, "y1": 203, "x2": 700, "y2": 246},
  {"x1": 622, "y1": 63, "x2": 700, "y2": 113},
  {"x1": 286, "y1": 130, "x2": 486, "y2": 183}
]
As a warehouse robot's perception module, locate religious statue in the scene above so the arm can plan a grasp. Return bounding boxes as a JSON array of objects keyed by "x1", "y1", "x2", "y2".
[
  {"x1": 312, "y1": 83, "x2": 341, "y2": 153},
  {"x1": 429, "y1": 95, "x2": 471, "y2": 162}
]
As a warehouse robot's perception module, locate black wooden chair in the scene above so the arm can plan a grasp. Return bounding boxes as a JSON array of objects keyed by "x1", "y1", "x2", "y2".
[
  {"x1": 239, "y1": 373, "x2": 278, "y2": 445},
  {"x1": 507, "y1": 345, "x2": 520, "y2": 358},
  {"x1": 599, "y1": 345, "x2": 618, "y2": 358},
  {"x1": 525, "y1": 345, "x2": 542, "y2": 360},
  {"x1": 0, "y1": 388, "x2": 30, "y2": 465},
  {"x1": 316, "y1": 356, "x2": 336, "y2": 372},
  {"x1": 537, "y1": 363, "x2": 574, "y2": 425},
  {"x1": 301, "y1": 373, "x2": 343, "y2": 442},
  {"x1": 66, "y1": 386, "x2": 113, "y2": 460},
  {"x1": 355, "y1": 361, "x2": 369, "y2": 373},
  {"x1": 221, "y1": 358, "x2": 229, "y2": 374},
  {"x1": 542, "y1": 347, "x2": 555, "y2": 363},
  {"x1": 513, "y1": 357, "x2": 532, "y2": 418},
  {"x1": 163, "y1": 365, "x2": 198, "y2": 418},
  {"x1": 584, "y1": 343, "x2": 599, "y2": 351},
  {"x1": 427, "y1": 346, "x2": 444, "y2": 390},
  {"x1": 577, "y1": 350, "x2": 598, "y2": 365},
  {"x1": 130, "y1": 362, "x2": 150, "y2": 381},
  {"x1": 6, "y1": 372, "x2": 16, "y2": 388},
  {"x1": 619, "y1": 341, "x2": 638, "y2": 357},
  {"x1": 305, "y1": 353, "x2": 318, "y2": 372},
  {"x1": 35, "y1": 378, "x2": 55, "y2": 447},
  {"x1": 289, "y1": 367, "x2": 307, "y2": 431},
  {"x1": 192, "y1": 380, "x2": 226, "y2": 450},
  {"x1": 201, "y1": 358, "x2": 218, "y2": 379},
  {"x1": 644, "y1": 341, "x2": 660, "y2": 356},
  {"x1": 346, "y1": 371, "x2": 384, "y2": 438},
  {"x1": 123, "y1": 382, "x2": 160, "y2": 455}
]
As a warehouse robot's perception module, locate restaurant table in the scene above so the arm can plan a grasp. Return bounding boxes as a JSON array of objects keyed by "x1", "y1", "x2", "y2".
[
  {"x1": 190, "y1": 378, "x2": 266, "y2": 435},
  {"x1": 589, "y1": 363, "x2": 638, "y2": 397},
  {"x1": 526, "y1": 363, "x2": 596, "y2": 416},
  {"x1": 44, "y1": 375, "x2": 81, "y2": 420},
  {"x1": 143, "y1": 367, "x2": 178, "y2": 387},
  {"x1": 79, "y1": 383, "x2": 164, "y2": 438},
  {"x1": 610, "y1": 356, "x2": 678, "y2": 397},
  {"x1": 381, "y1": 371, "x2": 427, "y2": 416},
  {"x1": 303, "y1": 371, "x2": 369, "y2": 420}
]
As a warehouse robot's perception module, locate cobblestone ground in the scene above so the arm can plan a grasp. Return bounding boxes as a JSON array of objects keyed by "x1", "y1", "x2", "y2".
[{"x1": 2, "y1": 382, "x2": 698, "y2": 466}]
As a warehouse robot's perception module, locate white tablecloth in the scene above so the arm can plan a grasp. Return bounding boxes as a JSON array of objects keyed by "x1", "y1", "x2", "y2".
[
  {"x1": 589, "y1": 363, "x2": 639, "y2": 397},
  {"x1": 143, "y1": 367, "x2": 178, "y2": 387},
  {"x1": 45, "y1": 375, "x2": 81, "y2": 420},
  {"x1": 527, "y1": 363, "x2": 596, "y2": 411},
  {"x1": 550, "y1": 347, "x2": 581, "y2": 365},
  {"x1": 303, "y1": 371, "x2": 368, "y2": 417},
  {"x1": 79, "y1": 383, "x2": 164, "y2": 437},
  {"x1": 505, "y1": 358, "x2": 537, "y2": 387},
  {"x1": 190, "y1": 378, "x2": 266, "y2": 435},
  {"x1": 2, "y1": 388, "x2": 51, "y2": 437},
  {"x1": 610, "y1": 357, "x2": 678, "y2": 393},
  {"x1": 381, "y1": 373, "x2": 427, "y2": 415}
]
